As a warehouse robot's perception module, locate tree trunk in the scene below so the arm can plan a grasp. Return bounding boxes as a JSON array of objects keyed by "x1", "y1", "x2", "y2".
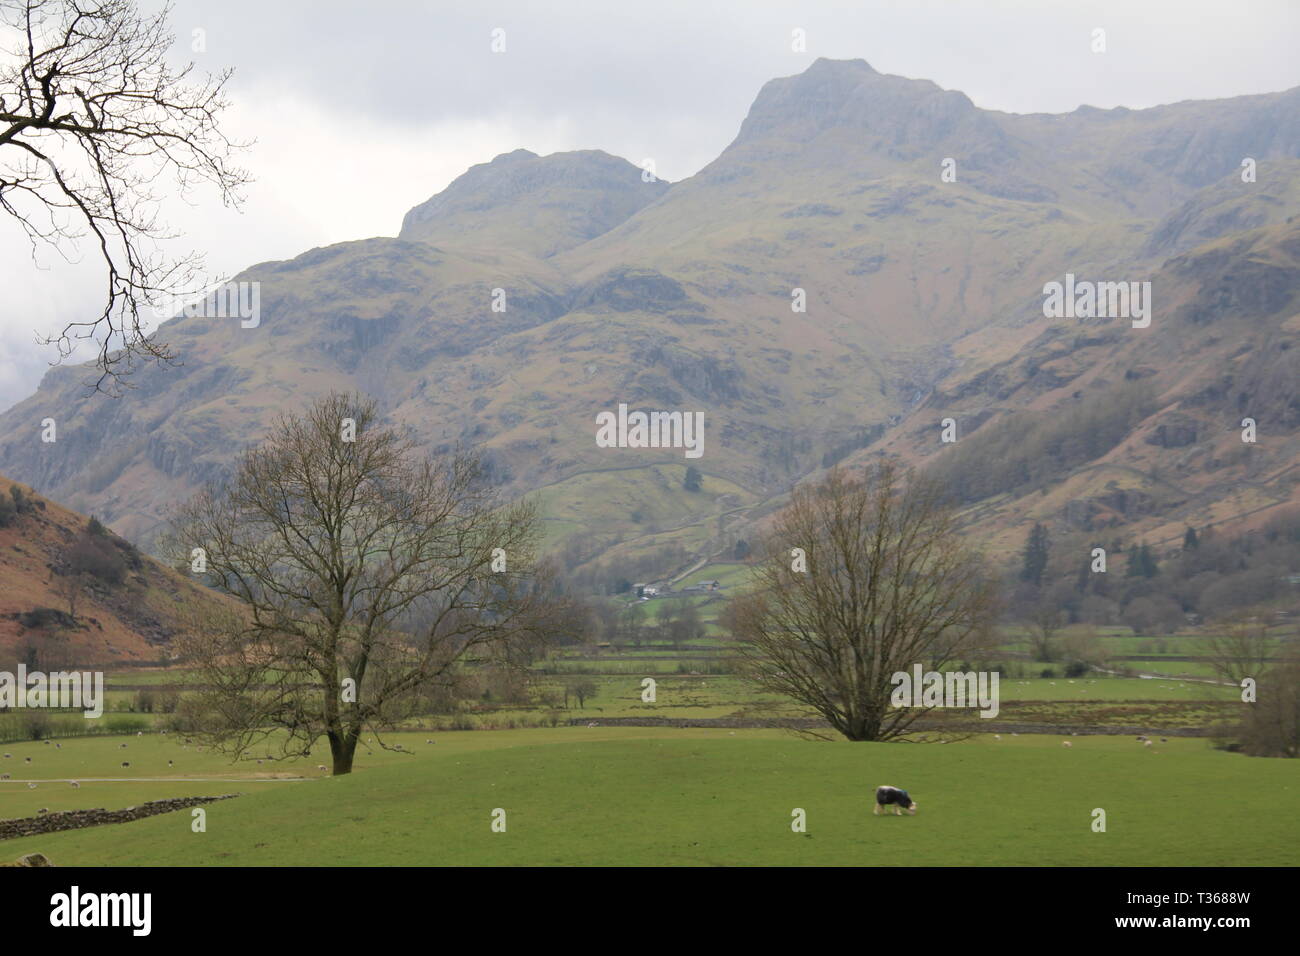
[{"x1": 328, "y1": 730, "x2": 357, "y2": 775}]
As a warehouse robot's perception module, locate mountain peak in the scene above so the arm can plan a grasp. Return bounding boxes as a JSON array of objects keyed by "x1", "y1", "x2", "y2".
[
  {"x1": 399, "y1": 149, "x2": 669, "y2": 257},
  {"x1": 726, "y1": 58, "x2": 985, "y2": 159}
]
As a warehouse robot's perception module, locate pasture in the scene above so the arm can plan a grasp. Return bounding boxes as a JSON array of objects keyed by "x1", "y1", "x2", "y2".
[{"x1": 2, "y1": 727, "x2": 1296, "y2": 866}]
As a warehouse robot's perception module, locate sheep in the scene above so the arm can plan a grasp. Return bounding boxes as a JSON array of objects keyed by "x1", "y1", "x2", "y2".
[
  {"x1": 121, "y1": 761, "x2": 130, "y2": 768},
  {"x1": 27, "y1": 782, "x2": 36, "y2": 789},
  {"x1": 317, "y1": 765, "x2": 327, "y2": 772},
  {"x1": 24, "y1": 756, "x2": 31, "y2": 763},
  {"x1": 994, "y1": 734, "x2": 1002, "y2": 740},
  {"x1": 0, "y1": 773, "x2": 9, "y2": 780},
  {"x1": 167, "y1": 760, "x2": 174, "y2": 768},
  {"x1": 1144, "y1": 740, "x2": 1153, "y2": 748},
  {"x1": 2, "y1": 753, "x2": 10, "y2": 758},
  {"x1": 37, "y1": 808, "x2": 48, "y2": 814},
  {"x1": 55, "y1": 743, "x2": 61, "y2": 749},
  {"x1": 70, "y1": 781, "x2": 79, "y2": 789},
  {"x1": 1062, "y1": 741, "x2": 1072, "y2": 748},
  {"x1": 43, "y1": 739, "x2": 50, "y2": 745},
  {"x1": 120, "y1": 743, "x2": 127, "y2": 749},
  {"x1": 425, "y1": 739, "x2": 435, "y2": 745},
  {"x1": 1160, "y1": 737, "x2": 1168, "y2": 743}
]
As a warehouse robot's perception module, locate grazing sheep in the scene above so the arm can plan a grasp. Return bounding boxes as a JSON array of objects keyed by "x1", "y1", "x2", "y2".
[
  {"x1": 55, "y1": 743, "x2": 61, "y2": 749},
  {"x1": 27, "y1": 782, "x2": 36, "y2": 789},
  {"x1": 317, "y1": 765, "x2": 327, "y2": 772},
  {"x1": 137, "y1": 731, "x2": 143, "y2": 736},
  {"x1": 0, "y1": 773, "x2": 9, "y2": 780},
  {"x1": 168, "y1": 760, "x2": 173, "y2": 767},
  {"x1": 70, "y1": 781, "x2": 79, "y2": 789},
  {"x1": 1144, "y1": 740, "x2": 1153, "y2": 748},
  {"x1": 1160, "y1": 737, "x2": 1168, "y2": 743},
  {"x1": 994, "y1": 734, "x2": 1002, "y2": 740},
  {"x1": 24, "y1": 756, "x2": 31, "y2": 762},
  {"x1": 2, "y1": 753, "x2": 10, "y2": 758},
  {"x1": 43, "y1": 740, "x2": 50, "y2": 745},
  {"x1": 1062, "y1": 741, "x2": 1072, "y2": 748},
  {"x1": 874, "y1": 785, "x2": 918, "y2": 816},
  {"x1": 120, "y1": 743, "x2": 127, "y2": 749},
  {"x1": 121, "y1": 761, "x2": 130, "y2": 768},
  {"x1": 425, "y1": 739, "x2": 435, "y2": 744},
  {"x1": 37, "y1": 808, "x2": 48, "y2": 814}
]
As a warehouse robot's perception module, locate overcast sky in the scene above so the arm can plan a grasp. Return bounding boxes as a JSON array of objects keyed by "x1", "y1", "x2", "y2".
[{"x1": 2, "y1": 0, "x2": 1298, "y2": 411}]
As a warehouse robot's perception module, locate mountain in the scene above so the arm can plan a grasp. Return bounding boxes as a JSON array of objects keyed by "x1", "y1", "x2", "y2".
[
  {"x1": 1, "y1": 58, "x2": 1298, "y2": 580},
  {"x1": 0, "y1": 476, "x2": 228, "y2": 664}
]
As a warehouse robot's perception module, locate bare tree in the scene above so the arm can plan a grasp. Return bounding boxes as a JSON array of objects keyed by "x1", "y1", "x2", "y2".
[
  {"x1": 1, "y1": 0, "x2": 249, "y2": 392},
  {"x1": 1240, "y1": 662, "x2": 1300, "y2": 758},
  {"x1": 52, "y1": 569, "x2": 84, "y2": 619},
  {"x1": 166, "y1": 393, "x2": 570, "y2": 775},
  {"x1": 1024, "y1": 599, "x2": 1064, "y2": 663},
  {"x1": 730, "y1": 462, "x2": 1000, "y2": 741},
  {"x1": 1205, "y1": 615, "x2": 1275, "y2": 687}
]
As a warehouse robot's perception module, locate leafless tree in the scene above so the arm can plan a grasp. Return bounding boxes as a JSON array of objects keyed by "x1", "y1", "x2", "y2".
[
  {"x1": 1205, "y1": 615, "x2": 1275, "y2": 687},
  {"x1": 165, "y1": 393, "x2": 572, "y2": 775},
  {"x1": 1, "y1": 0, "x2": 249, "y2": 392},
  {"x1": 730, "y1": 462, "x2": 1001, "y2": 741},
  {"x1": 1024, "y1": 599, "x2": 1065, "y2": 663},
  {"x1": 52, "y1": 569, "x2": 84, "y2": 619}
]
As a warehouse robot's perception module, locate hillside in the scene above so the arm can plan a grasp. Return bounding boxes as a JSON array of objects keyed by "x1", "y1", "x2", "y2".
[
  {"x1": 851, "y1": 217, "x2": 1300, "y2": 559},
  {"x1": 0, "y1": 475, "x2": 223, "y2": 664},
  {"x1": 1, "y1": 57, "x2": 1298, "y2": 580}
]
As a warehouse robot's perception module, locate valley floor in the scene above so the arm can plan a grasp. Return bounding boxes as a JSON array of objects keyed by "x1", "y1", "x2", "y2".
[{"x1": 1, "y1": 727, "x2": 1296, "y2": 866}]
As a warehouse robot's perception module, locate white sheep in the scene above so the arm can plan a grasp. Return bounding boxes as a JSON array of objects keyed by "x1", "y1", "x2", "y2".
[
  {"x1": 1144, "y1": 740, "x2": 1153, "y2": 748},
  {"x1": 1062, "y1": 741, "x2": 1072, "y2": 748},
  {"x1": 27, "y1": 782, "x2": 36, "y2": 789},
  {"x1": 70, "y1": 781, "x2": 79, "y2": 788},
  {"x1": 317, "y1": 765, "x2": 327, "y2": 772}
]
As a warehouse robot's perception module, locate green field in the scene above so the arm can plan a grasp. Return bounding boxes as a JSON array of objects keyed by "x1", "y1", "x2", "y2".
[{"x1": 2, "y1": 727, "x2": 1296, "y2": 866}]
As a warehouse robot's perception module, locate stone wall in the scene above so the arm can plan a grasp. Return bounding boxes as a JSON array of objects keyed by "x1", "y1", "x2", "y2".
[{"x1": 0, "y1": 794, "x2": 237, "y2": 841}]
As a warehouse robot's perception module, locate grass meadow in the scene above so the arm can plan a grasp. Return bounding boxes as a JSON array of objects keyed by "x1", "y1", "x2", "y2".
[{"x1": 1, "y1": 727, "x2": 1296, "y2": 866}]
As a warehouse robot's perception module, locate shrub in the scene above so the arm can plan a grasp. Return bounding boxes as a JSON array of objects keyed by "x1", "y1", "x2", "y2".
[{"x1": 67, "y1": 533, "x2": 128, "y2": 585}]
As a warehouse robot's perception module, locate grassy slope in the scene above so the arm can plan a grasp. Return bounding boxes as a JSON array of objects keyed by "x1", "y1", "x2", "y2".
[{"x1": 2, "y1": 728, "x2": 1295, "y2": 866}]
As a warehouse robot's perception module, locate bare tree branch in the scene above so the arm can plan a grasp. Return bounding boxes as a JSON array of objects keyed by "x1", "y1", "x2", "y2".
[{"x1": 1, "y1": 0, "x2": 250, "y2": 394}]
